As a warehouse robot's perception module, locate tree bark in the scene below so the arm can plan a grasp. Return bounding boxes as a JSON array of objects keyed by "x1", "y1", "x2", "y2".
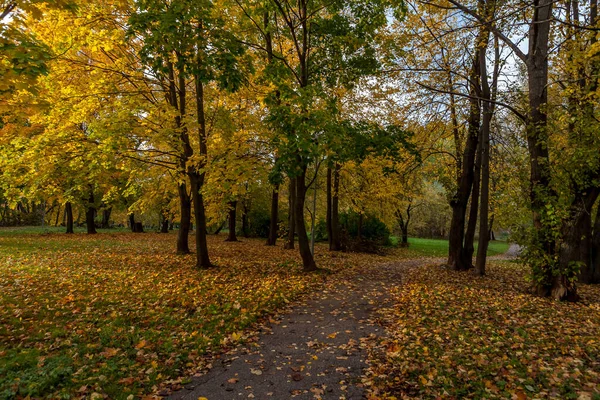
[
  {"x1": 177, "y1": 185, "x2": 192, "y2": 254},
  {"x1": 65, "y1": 202, "x2": 74, "y2": 234},
  {"x1": 295, "y1": 169, "x2": 317, "y2": 271},
  {"x1": 464, "y1": 138, "x2": 482, "y2": 267},
  {"x1": 129, "y1": 213, "x2": 136, "y2": 232},
  {"x1": 226, "y1": 200, "x2": 238, "y2": 242},
  {"x1": 326, "y1": 166, "x2": 333, "y2": 248},
  {"x1": 330, "y1": 164, "x2": 342, "y2": 251},
  {"x1": 160, "y1": 212, "x2": 170, "y2": 233},
  {"x1": 191, "y1": 68, "x2": 212, "y2": 269},
  {"x1": 86, "y1": 191, "x2": 97, "y2": 235},
  {"x1": 242, "y1": 200, "x2": 249, "y2": 238},
  {"x1": 591, "y1": 201, "x2": 600, "y2": 282},
  {"x1": 101, "y1": 207, "x2": 111, "y2": 229},
  {"x1": 285, "y1": 178, "x2": 296, "y2": 250},
  {"x1": 266, "y1": 185, "x2": 279, "y2": 246}
]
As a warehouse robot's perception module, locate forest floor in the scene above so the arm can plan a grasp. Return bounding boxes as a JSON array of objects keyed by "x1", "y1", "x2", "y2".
[{"x1": 1, "y1": 231, "x2": 599, "y2": 399}]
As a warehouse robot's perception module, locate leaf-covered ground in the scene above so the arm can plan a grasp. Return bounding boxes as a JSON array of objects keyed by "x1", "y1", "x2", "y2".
[
  {"x1": 366, "y1": 261, "x2": 600, "y2": 400},
  {"x1": 0, "y1": 232, "x2": 400, "y2": 399}
]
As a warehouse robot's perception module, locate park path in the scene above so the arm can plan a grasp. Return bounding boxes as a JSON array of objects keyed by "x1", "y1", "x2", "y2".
[
  {"x1": 167, "y1": 247, "x2": 518, "y2": 400},
  {"x1": 167, "y1": 260, "x2": 428, "y2": 400}
]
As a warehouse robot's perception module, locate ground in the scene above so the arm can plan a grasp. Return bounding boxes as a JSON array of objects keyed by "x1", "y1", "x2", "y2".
[{"x1": 1, "y1": 230, "x2": 598, "y2": 400}]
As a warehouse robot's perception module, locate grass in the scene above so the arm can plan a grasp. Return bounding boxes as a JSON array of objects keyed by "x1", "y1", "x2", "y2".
[
  {"x1": 0, "y1": 228, "x2": 401, "y2": 399},
  {"x1": 390, "y1": 236, "x2": 511, "y2": 257}
]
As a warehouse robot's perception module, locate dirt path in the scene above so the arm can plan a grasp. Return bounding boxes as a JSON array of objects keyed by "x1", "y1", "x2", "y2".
[
  {"x1": 168, "y1": 247, "x2": 518, "y2": 400},
  {"x1": 167, "y1": 260, "x2": 428, "y2": 400}
]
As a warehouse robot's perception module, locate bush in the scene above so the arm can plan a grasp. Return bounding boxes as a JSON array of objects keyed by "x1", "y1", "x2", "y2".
[{"x1": 339, "y1": 212, "x2": 392, "y2": 253}]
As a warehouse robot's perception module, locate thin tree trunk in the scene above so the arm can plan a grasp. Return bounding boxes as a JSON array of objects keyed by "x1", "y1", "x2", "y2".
[
  {"x1": 55, "y1": 205, "x2": 61, "y2": 227},
  {"x1": 242, "y1": 200, "x2": 249, "y2": 238},
  {"x1": 65, "y1": 202, "x2": 74, "y2": 234},
  {"x1": 591, "y1": 201, "x2": 600, "y2": 282},
  {"x1": 214, "y1": 219, "x2": 226, "y2": 235},
  {"x1": 101, "y1": 208, "x2": 112, "y2": 229},
  {"x1": 326, "y1": 166, "x2": 333, "y2": 249},
  {"x1": 266, "y1": 185, "x2": 279, "y2": 246},
  {"x1": 285, "y1": 178, "x2": 296, "y2": 250},
  {"x1": 177, "y1": 185, "x2": 192, "y2": 254},
  {"x1": 295, "y1": 169, "x2": 317, "y2": 271},
  {"x1": 464, "y1": 138, "x2": 482, "y2": 267},
  {"x1": 86, "y1": 191, "x2": 97, "y2": 235},
  {"x1": 160, "y1": 212, "x2": 169, "y2": 233},
  {"x1": 330, "y1": 164, "x2": 342, "y2": 251},
  {"x1": 226, "y1": 200, "x2": 238, "y2": 242}
]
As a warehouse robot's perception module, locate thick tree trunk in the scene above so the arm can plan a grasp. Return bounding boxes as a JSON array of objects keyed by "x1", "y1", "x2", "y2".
[
  {"x1": 447, "y1": 51, "x2": 482, "y2": 270},
  {"x1": 65, "y1": 202, "x2": 74, "y2": 234},
  {"x1": 295, "y1": 169, "x2": 317, "y2": 271},
  {"x1": 226, "y1": 200, "x2": 238, "y2": 242},
  {"x1": 266, "y1": 185, "x2": 279, "y2": 246},
  {"x1": 285, "y1": 178, "x2": 296, "y2": 250},
  {"x1": 177, "y1": 184, "x2": 192, "y2": 254},
  {"x1": 569, "y1": 191, "x2": 600, "y2": 284},
  {"x1": 86, "y1": 192, "x2": 97, "y2": 235},
  {"x1": 330, "y1": 164, "x2": 342, "y2": 251}
]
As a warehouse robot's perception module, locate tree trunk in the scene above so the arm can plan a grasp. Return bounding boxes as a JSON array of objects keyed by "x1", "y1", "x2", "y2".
[
  {"x1": 295, "y1": 169, "x2": 317, "y2": 271},
  {"x1": 464, "y1": 138, "x2": 482, "y2": 267},
  {"x1": 65, "y1": 202, "x2": 74, "y2": 234},
  {"x1": 266, "y1": 185, "x2": 279, "y2": 246},
  {"x1": 570, "y1": 191, "x2": 600, "y2": 284},
  {"x1": 242, "y1": 200, "x2": 249, "y2": 238},
  {"x1": 55, "y1": 205, "x2": 61, "y2": 227},
  {"x1": 330, "y1": 164, "x2": 342, "y2": 251},
  {"x1": 489, "y1": 215, "x2": 495, "y2": 241},
  {"x1": 326, "y1": 166, "x2": 333, "y2": 248},
  {"x1": 190, "y1": 173, "x2": 212, "y2": 269},
  {"x1": 475, "y1": 34, "x2": 493, "y2": 276},
  {"x1": 177, "y1": 184, "x2": 192, "y2": 254},
  {"x1": 86, "y1": 191, "x2": 97, "y2": 235},
  {"x1": 357, "y1": 213, "x2": 364, "y2": 240},
  {"x1": 214, "y1": 219, "x2": 226, "y2": 235},
  {"x1": 285, "y1": 178, "x2": 296, "y2": 250},
  {"x1": 591, "y1": 202, "x2": 600, "y2": 283},
  {"x1": 160, "y1": 212, "x2": 169, "y2": 233},
  {"x1": 226, "y1": 200, "x2": 238, "y2": 242},
  {"x1": 448, "y1": 53, "x2": 481, "y2": 270},
  {"x1": 129, "y1": 213, "x2": 136, "y2": 232},
  {"x1": 101, "y1": 208, "x2": 112, "y2": 229},
  {"x1": 190, "y1": 65, "x2": 212, "y2": 269}
]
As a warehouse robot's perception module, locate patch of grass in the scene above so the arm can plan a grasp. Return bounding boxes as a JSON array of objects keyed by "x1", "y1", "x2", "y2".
[
  {"x1": 0, "y1": 231, "x2": 399, "y2": 399},
  {"x1": 389, "y1": 237, "x2": 510, "y2": 257},
  {"x1": 366, "y1": 261, "x2": 600, "y2": 399}
]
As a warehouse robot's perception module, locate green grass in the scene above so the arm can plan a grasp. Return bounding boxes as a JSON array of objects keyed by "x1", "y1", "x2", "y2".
[{"x1": 389, "y1": 237, "x2": 510, "y2": 257}]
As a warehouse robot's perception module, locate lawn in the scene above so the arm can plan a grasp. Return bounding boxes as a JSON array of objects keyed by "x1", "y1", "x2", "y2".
[
  {"x1": 390, "y1": 236, "x2": 510, "y2": 257},
  {"x1": 366, "y1": 261, "x2": 600, "y2": 399},
  {"x1": 0, "y1": 229, "x2": 399, "y2": 399}
]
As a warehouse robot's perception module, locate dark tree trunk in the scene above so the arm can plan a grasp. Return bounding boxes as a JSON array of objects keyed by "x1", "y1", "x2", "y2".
[
  {"x1": 285, "y1": 178, "x2": 296, "y2": 250},
  {"x1": 326, "y1": 166, "x2": 333, "y2": 248},
  {"x1": 591, "y1": 202, "x2": 600, "y2": 282},
  {"x1": 160, "y1": 212, "x2": 169, "y2": 233},
  {"x1": 101, "y1": 208, "x2": 112, "y2": 229},
  {"x1": 295, "y1": 169, "x2": 317, "y2": 271},
  {"x1": 397, "y1": 204, "x2": 412, "y2": 246},
  {"x1": 177, "y1": 184, "x2": 192, "y2": 254},
  {"x1": 242, "y1": 201, "x2": 249, "y2": 238},
  {"x1": 190, "y1": 173, "x2": 211, "y2": 269},
  {"x1": 214, "y1": 219, "x2": 226, "y2": 235},
  {"x1": 266, "y1": 185, "x2": 279, "y2": 246},
  {"x1": 488, "y1": 215, "x2": 495, "y2": 241},
  {"x1": 55, "y1": 205, "x2": 61, "y2": 227},
  {"x1": 475, "y1": 33, "x2": 494, "y2": 276},
  {"x1": 464, "y1": 138, "x2": 482, "y2": 267},
  {"x1": 571, "y1": 191, "x2": 600, "y2": 284},
  {"x1": 129, "y1": 213, "x2": 135, "y2": 232},
  {"x1": 330, "y1": 164, "x2": 342, "y2": 251},
  {"x1": 190, "y1": 73, "x2": 212, "y2": 269},
  {"x1": 226, "y1": 200, "x2": 238, "y2": 242},
  {"x1": 65, "y1": 202, "x2": 74, "y2": 234},
  {"x1": 86, "y1": 192, "x2": 97, "y2": 235}
]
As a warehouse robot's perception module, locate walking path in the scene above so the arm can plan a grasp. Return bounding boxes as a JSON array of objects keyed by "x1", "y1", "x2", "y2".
[{"x1": 168, "y1": 247, "x2": 518, "y2": 400}]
